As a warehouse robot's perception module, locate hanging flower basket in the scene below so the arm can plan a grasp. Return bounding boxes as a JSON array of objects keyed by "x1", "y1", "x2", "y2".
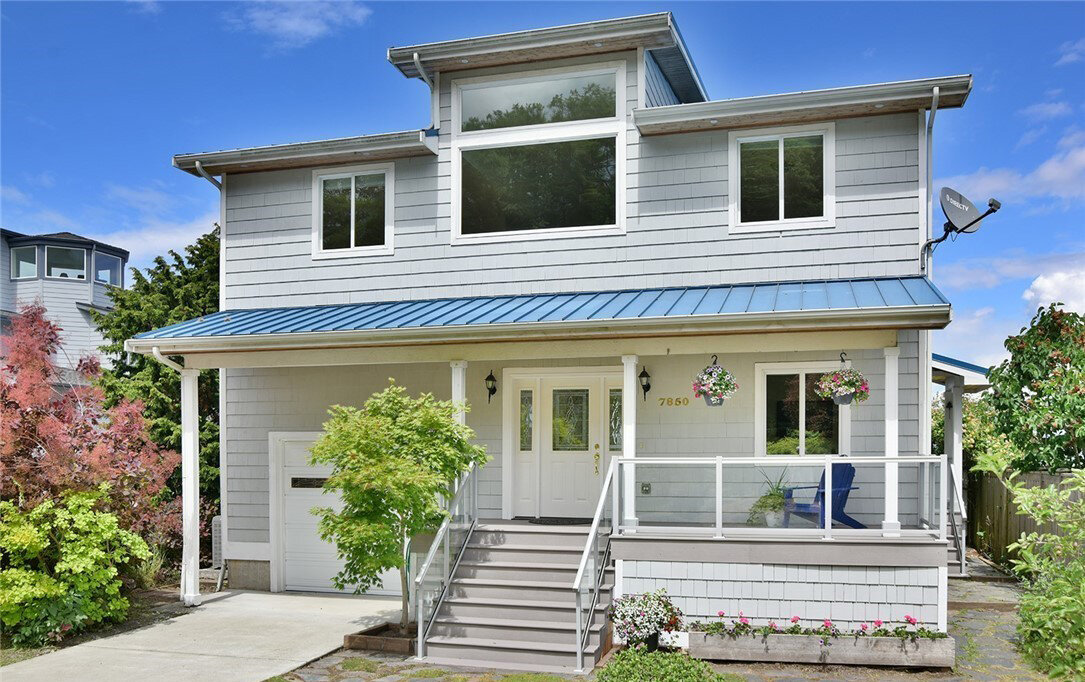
[
  {"x1": 814, "y1": 367, "x2": 870, "y2": 405},
  {"x1": 693, "y1": 362, "x2": 738, "y2": 407}
]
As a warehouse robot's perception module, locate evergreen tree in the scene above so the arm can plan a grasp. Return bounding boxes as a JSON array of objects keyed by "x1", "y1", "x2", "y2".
[{"x1": 94, "y1": 228, "x2": 220, "y2": 505}]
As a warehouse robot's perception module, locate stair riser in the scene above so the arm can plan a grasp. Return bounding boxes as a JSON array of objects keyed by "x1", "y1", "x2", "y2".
[
  {"x1": 472, "y1": 530, "x2": 591, "y2": 548},
  {"x1": 463, "y1": 547, "x2": 584, "y2": 564},
  {"x1": 450, "y1": 583, "x2": 599, "y2": 603},
  {"x1": 428, "y1": 622, "x2": 604, "y2": 646},
  {"x1": 423, "y1": 642, "x2": 589, "y2": 669},
  {"x1": 440, "y1": 601, "x2": 606, "y2": 624},
  {"x1": 456, "y1": 565, "x2": 579, "y2": 581}
]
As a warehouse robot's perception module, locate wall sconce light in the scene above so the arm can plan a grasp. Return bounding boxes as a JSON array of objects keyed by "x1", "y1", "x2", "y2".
[
  {"x1": 638, "y1": 368, "x2": 651, "y2": 401},
  {"x1": 484, "y1": 370, "x2": 497, "y2": 403}
]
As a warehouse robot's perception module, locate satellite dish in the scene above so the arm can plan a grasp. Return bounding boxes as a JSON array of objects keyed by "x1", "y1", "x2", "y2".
[{"x1": 940, "y1": 187, "x2": 983, "y2": 233}]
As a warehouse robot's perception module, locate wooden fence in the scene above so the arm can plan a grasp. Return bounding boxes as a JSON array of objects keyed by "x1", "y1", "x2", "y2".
[{"x1": 966, "y1": 471, "x2": 1076, "y2": 565}]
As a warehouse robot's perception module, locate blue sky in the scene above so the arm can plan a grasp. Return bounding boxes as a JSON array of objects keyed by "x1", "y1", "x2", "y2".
[{"x1": 1, "y1": 1, "x2": 1083, "y2": 366}]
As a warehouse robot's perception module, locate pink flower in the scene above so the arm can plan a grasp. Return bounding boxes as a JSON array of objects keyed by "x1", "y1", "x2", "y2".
[
  {"x1": 873, "y1": 619, "x2": 883, "y2": 627},
  {"x1": 770, "y1": 621, "x2": 778, "y2": 630},
  {"x1": 740, "y1": 617, "x2": 750, "y2": 625},
  {"x1": 823, "y1": 619, "x2": 833, "y2": 629},
  {"x1": 791, "y1": 616, "x2": 800, "y2": 623},
  {"x1": 717, "y1": 610, "x2": 725, "y2": 617},
  {"x1": 905, "y1": 615, "x2": 917, "y2": 625},
  {"x1": 860, "y1": 623, "x2": 868, "y2": 631}
]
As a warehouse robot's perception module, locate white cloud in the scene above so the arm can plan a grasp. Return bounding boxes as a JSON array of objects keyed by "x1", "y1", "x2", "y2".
[
  {"x1": 24, "y1": 171, "x2": 55, "y2": 188},
  {"x1": 1045, "y1": 87, "x2": 1065, "y2": 98},
  {"x1": 1015, "y1": 126, "x2": 1046, "y2": 150},
  {"x1": 224, "y1": 1, "x2": 372, "y2": 50},
  {"x1": 937, "y1": 143, "x2": 1085, "y2": 204},
  {"x1": 106, "y1": 183, "x2": 175, "y2": 216},
  {"x1": 92, "y1": 212, "x2": 218, "y2": 270},
  {"x1": 1058, "y1": 127, "x2": 1085, "y2": 149},
  {"x1": 1022, "y1": 267, "x2": 1085, "y2": 313},
  {"x1": 129, "y1": 0, "x2": 162, "y2": 14},
  {"x1": 1, "y1": 185, "x2": 30, "y2": 204},
  {"x1": 936, "y1": 252, "x2": 1085, "y2": 291},
  {"x1": 934, "y1": 306, "x2": 1018, "y2": 367},
  {"x1": 1055, "y1": 38, "x2": 1085, "y2": 66},
  {"x1": 1018, "y1": 101, "x2": 1072, "y2": 122}
]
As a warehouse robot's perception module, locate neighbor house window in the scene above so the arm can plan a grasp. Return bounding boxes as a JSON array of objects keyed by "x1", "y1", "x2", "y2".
[
  {"x1": 728, "y1": 123, "x2": 835, "y2": 232},
  {"x1": 756, "y1": 363, "x2": 847, "y2": 456},
  {"x1": 45, "y1": 246, "x2": 86, "y2": 280},
  {"x1": 452, "y1": 63, "x2": 626, "y2": 241},
  {"x1": 11, "y1": 246, "x2": 37, "y2": 279},
  {"x1": 95, "y1": 252, "x2": 122, "y2": 286},
  {"x1": 311, "y1": 163, "x2": 394, "y2": 258}
]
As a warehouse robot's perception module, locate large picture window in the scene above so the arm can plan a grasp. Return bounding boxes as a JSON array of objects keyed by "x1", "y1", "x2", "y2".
[
  {"x1": 45, "y1": 246, "x2": 86, "y2": 280},
  {"x1": 729, "y1": 123, "x2": 835, "y2": 232},
  {"x1": 452, "y1": 63, "x2": 626, "y2": 242},
  {"x1": 311, "y1": 163, "x2": 394, "y2": 258},
  {"x1": 11, "y1": 246, "x2": 37, "y2": 279},
  {"x1": 95, "y1": 252, "x2": 123, "y2": 286},
  {"x1": 755, "y1": 362, "x2": 848, "y2": 456}
]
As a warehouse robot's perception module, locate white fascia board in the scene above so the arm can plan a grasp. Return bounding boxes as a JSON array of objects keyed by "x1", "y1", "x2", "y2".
[
  {"x1": 634, "y1": 75, "x2": 973, "y2": 134},
  {"x1": 173, "y1": 130, "x2": 434, "y2": 176},
  {"x1": 124, "y1": 304, "x2": 951, "y2": 356}
]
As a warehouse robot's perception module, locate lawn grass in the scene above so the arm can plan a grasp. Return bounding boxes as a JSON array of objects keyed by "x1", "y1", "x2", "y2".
[{"x1": 340, "y1": 657, "x2": 381, "y2": 672}]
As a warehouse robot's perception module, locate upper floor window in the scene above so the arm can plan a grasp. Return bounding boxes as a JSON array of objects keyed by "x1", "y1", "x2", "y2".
[
  {"x1": 728, "y1": 123, "x2": 836, "y2": 233},
  {"x1": 452, "y1": 62, "x2": 626, "y2": 242},
  {"x1": 10, "y1": 246, "x2": 37, "y2": 279},
  {"x1": 95, "y1": 252, "x2": 123, "y2": 286},
  {"x1": 311, "y1": 163, "x2": 394, "y2": 259},
  {"x1": 45, "y1": 246, "x2": 86, "y2": 280}
]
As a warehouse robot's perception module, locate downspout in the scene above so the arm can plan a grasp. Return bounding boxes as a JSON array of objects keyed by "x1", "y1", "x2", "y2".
[
  {"x1": 412, "y1": 52, "x2": 432, "y2": 89},
  {"x1": 152, "y1": 346, "x2": 183, "y2": 372},
  {"x1": 921, "y1": 86, "x2": 939, "y2": 274},
  {"x1": 195, "y1": 161, "x2": 222, "y2": 190}
]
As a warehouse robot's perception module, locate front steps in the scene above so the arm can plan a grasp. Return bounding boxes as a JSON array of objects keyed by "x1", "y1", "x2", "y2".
[
  {"x1": 947, "y1": 511, "x2": 967, "y2": 577},
  {"x1": 421, "y1": 523, "x2": 611, "y2": 673}
]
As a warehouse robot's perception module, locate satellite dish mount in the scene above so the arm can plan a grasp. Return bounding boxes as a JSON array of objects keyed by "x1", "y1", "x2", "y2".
[{"x1": 922, "y1": 187, "x2": 1000, "y2": 267}]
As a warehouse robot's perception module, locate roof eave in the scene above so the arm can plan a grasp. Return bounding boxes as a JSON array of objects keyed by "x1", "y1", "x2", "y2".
[
  {"x1": 387, "y1": 13, "x2": 677, "y2": 78},
  {"x1": 172, "y1": 130, "x2": 437, "y2": 177},
  {"x1": 125, "y1": 304, "x2": 951, "y2": 357},
  {"x1": 634, "y1": 75, "x2": 972, "y2": 135}
]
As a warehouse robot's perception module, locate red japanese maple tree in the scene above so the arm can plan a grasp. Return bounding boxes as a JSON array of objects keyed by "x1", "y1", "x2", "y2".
[{"x1": 0, "y1": 303, "x2": 179, "y2": 538}]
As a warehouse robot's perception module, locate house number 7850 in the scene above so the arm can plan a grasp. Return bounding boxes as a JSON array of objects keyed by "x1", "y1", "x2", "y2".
[{"x1": 658, "y1": 397, "x2": 690, "y2": 406}]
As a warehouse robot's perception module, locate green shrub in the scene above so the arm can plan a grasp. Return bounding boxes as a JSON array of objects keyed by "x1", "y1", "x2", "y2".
[
  {"x1": 597, "y1": 648, "x2": 726, "y2": 682},
  {"x1": 1017, "y1": 560, "x2": 1085, "y2": 678},
  {"x1": 0, "y1": 488, "x2": 150, "y2": 647}
]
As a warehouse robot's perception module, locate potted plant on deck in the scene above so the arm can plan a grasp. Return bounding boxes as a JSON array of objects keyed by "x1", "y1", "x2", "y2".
[
  {"x1": 747, "y1": 472, "x2": 788, "y2": 527},
  {"x1": 814, "y1": 367, "x2": 870, "y2": 405},
  {"x1": 610, "y1": 589, "x2": 684, "y2": 651},
  {"x1": 693, "y1": 357, "x2": 738, "y2": 407}
]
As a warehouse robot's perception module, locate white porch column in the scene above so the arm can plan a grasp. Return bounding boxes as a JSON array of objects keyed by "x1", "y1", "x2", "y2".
[
  {"x1": 621, "y1": 355, "x2": 638, "y2": 527},
  {"x1": 180, "y1": 368, "x2": 202, "y2": 607},
  {"x1": 450, "y1": 360, "x2": 468, "y2": 425},
  {"x1": 882, "y1": 347, "x2": 901, "y2": 536},
  {"x1": 944, "y1": 375, "x2": 964, "y2": 521}
]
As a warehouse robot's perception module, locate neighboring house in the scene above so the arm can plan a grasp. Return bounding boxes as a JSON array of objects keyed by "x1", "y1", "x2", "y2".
[
  {"x1": 2, "y1": 229, "x2": 127, "y2": 381},
  {"x1": 126, "y1": 13, "x2": 974, "y2": 672}
]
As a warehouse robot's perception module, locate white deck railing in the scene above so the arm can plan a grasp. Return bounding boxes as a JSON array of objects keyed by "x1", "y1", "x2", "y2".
[{"x1": 612, "y1": 454, "x2": 947, "y2": 541}]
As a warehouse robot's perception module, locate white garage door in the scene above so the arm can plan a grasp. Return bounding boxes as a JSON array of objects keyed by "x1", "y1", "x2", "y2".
[{"x1": 279, "y1": 435, "x2": 400, "y2": 595}]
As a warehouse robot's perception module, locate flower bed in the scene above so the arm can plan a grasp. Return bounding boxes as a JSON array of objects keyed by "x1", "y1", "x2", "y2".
[{"x1": 687, "y1": 614, "x2": 954, "y2": 668}]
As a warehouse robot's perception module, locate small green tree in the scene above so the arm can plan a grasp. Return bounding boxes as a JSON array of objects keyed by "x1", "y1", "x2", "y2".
[
  {"x1": 987, "y1": 303, "x2": 1085, "y2": 472},
  {"x1": 931, "y1": 393, "x2": 999, "y2": 471},
  {"x1": 310, "y1": 381, "x2": 488, "y2": 629},
  {"x1": 94, "y1": 228, "x2": 220, "y2": 504}
]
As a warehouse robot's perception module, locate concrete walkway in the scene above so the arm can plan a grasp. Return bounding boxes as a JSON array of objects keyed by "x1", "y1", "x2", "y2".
[{"x1": 3, "y1": 590, "x2": 399, "y2": 682}]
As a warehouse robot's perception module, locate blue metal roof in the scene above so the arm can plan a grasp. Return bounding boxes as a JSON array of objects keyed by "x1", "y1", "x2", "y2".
[
  {"x1": 133, "y1": 276, "x2": 949, "y2": 341},
  {"x1": 932, "y1": 353, "x2": 989, "y2": 376}
]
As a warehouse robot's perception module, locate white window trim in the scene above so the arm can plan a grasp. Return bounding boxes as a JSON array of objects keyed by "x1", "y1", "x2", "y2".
[
  {"x1": 44, "y1": 245, "x2": 87, "y2": 281},
  {"x1": 311, "y1": 162, "x2": 395, "y2": 259},
  {"x1": 754, "y1": 360, "x2": 851, "y2": 457},
  {"x1": 94, "y1": 252, "x2": 123, "y2": 287},
  {"x1": 728, "y1": 122, "x2": 836, "y2": 234},
  {"x1": 10, "y1": 245, "x2": 37, "y2": 280},
  {"x1": 450, "y1": 61, "x2": 627, "y2": 245}
]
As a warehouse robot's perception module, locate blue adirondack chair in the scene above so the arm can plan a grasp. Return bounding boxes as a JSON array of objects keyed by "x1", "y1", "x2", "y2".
[{"x1": 782, "y1": 462, "x2": 866, "y2": 529}]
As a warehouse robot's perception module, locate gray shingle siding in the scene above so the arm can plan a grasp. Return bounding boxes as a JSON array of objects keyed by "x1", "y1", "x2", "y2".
[{"x1": 644, "y1": 51, "x2": 681, "y2": 107}]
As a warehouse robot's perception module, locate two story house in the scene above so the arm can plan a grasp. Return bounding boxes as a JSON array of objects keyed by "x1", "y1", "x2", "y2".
[
  {"x1": 127, "y1": 13, "x2": 970, "y2": 673},
  {"x1": 3, "y1": 229, "x2": 127, "y2": 383}
]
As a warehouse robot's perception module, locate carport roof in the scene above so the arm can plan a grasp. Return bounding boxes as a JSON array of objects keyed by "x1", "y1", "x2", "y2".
[{"x1": 127, "y1": 276, "x2": 950, "y2": 354}]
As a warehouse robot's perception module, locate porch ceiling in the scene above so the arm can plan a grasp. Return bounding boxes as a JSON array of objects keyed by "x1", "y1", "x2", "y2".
[{"x1": 125, "y1": 277, "x2": 950, "y2": 360}]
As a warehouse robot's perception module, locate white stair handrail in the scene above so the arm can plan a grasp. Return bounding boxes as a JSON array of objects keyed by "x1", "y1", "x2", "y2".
[{"x1": 572, "y1": 457, "x2": 616, "y2": 673}]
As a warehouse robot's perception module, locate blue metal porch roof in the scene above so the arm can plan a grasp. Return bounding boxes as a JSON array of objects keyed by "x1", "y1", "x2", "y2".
[{"x1": 133, "y1": 276, "x2": 948, "y2": 341}]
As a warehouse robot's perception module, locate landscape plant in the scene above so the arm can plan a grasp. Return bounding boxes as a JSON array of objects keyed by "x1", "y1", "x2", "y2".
[
  {"x1": 692, "y1": 363, "x2": 738, "y2": 404},
  {"x1": 310, "y1": 381, "x2": 488, "y2": 631},
  {"x1": 609, "y1": 588, "x2": 684, "y2": 647},
  {"x1": 596, "y1": 647, "x2": 728, "y2": 682},
  {"x1": 690, "y1": 612, "x2": 946, "y2": 645},
  {"x1": 813, "y1": 367, "x2": 869, "y2": 404},
  {"x1": 746, "y1": 471, "x2": 788, "y2": 526},
  {"x1": 985, "y1": 303, "x2": 1085, "y2": 471},
  {"x1": 0, "y1": 488, "x2": 150, "y2": 646}
]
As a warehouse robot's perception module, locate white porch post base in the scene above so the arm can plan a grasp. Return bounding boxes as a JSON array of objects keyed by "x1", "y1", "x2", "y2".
[
  {"x1": 882, "y1": 347, "x2": 900, "y2": 538},
  {"x1": 180, "y1": 368, "x2": 202, "y2": 606},
  {"x1": 621, "y1": 355, "x2": 638, "y2": 528}
]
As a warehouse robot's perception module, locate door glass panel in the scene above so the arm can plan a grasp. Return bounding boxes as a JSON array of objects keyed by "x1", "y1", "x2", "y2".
[
  {"x1": 552, "y1": 389, "x2": 589, "y2": 451},
  {"x1": 519, "y1": 390, "x2": 533, "y2": 451},
  {"x1": 804, "y1": 374, "x2": 838, "y2": 454},
  {"x1": 765, "y1": 374, "x2": 800, "y2": 454},
  {"x1": 784, "y1": 135, "x2": 824, "y2": 219},
  {"x1": 461, "y1": 72, "x2": 616, "y2": 132},
  {"x1": 608, "y1": 388, "x2": 622, "y2": 451},
  {"x1": 740, "y1": 139, "x2": 779, "y2": 223}
]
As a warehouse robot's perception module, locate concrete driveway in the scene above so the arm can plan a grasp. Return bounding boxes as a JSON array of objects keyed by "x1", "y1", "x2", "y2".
[{"x1": 3, "y1": 590, "x2": 400, "y2": 682}]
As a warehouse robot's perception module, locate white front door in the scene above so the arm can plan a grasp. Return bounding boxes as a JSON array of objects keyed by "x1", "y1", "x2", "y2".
[
  {"x1": 539, "y1": 378, "x2": 606, "y2": 518},
  {"x1": 276, "y1": 434, "x2": 400, "y2": 594}
]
